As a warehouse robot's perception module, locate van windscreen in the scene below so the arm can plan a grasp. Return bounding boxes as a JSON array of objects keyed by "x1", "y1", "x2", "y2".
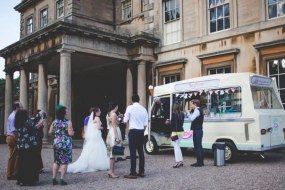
[{"x1": 251, "y1": 87, "x2": 283, "y2": 109}]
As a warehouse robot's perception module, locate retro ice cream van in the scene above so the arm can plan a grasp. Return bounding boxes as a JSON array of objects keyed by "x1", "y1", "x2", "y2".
[{"x1": 144, "y1": 73, "x2": 285, "y2": 162}]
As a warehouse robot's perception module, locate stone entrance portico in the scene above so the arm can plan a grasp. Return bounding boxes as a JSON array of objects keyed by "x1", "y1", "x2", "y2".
[{"x1": 0, "y1": 21, "x2": 159, "y2": 139}]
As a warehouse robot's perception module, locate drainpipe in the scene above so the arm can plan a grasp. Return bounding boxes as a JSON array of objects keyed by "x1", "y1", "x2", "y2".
[{"x1": 113, "y1": 0, "x2": 116, "y2": 30}]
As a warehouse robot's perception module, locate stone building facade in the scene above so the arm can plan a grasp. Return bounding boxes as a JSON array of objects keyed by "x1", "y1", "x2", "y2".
[{"x1": 1, "y1": 0, "x2": 285, "y2": 140}]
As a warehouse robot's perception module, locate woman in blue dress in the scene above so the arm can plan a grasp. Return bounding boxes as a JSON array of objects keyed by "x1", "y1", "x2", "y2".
[{"x1": 49, "y1": 105, "x2": 74, "y2": 185}]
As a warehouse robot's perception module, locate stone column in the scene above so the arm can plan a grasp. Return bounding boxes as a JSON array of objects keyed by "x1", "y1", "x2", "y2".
[
  {"x1": 137, "y1": 61, "x2": 146, "y2": 107},
  {"x1": 4, "y1": 73, "x2": 13, "y2": 135},
  {"x1": 59, "y1": 50, "x2": 72, "y2": 119},
  {"x1": 126, "y1": 65, "x2": 133, "y2": 107},
  {"x1": 20, "y1": 68, "x2": 29, "y2": 110},
  {"x1": 37, "y1": 63, "x2": 48, "y2": 141}
]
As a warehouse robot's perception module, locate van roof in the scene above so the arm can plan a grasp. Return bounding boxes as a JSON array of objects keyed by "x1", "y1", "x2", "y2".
[{"x1": 153, "y1": 72, "x2": 268, "y2": 97}]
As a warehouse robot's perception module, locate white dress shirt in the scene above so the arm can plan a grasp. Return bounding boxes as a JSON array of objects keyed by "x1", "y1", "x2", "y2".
[
  {"x1": 123, "y1": 102, "x2": 148, "y2": 130},
  {"x1": 6, "y1": 111, "x2": 17, "y2": 136},
  {"x1": 186, "y1": 107, "x2": 200, "y2": 122}
]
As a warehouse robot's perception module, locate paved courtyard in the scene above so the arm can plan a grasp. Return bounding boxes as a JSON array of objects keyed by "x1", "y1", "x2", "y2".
[{"x1": 1, "y1": 143, "x2": 285, "y2": 190}]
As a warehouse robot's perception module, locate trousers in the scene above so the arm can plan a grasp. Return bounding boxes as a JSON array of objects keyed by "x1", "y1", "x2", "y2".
[{"x1": 6, "y1": 136, "x2": 19, "y2": 178}]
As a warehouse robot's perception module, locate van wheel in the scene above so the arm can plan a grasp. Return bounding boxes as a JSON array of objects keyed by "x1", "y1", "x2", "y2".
[
  {"x1": 225, "y1": 142, "x2": 237, "y2": 162},
  {"x1": 144, "y1": 136, "x2": 158, "y2": 155}
]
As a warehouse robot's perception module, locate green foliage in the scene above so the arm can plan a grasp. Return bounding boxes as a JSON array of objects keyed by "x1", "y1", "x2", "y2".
[
  {"x1": 0, "y1": 78, "x2": 5, "y2": 98},
  {"x1": 0, "y1": 77, "x2": 20, "y2": 99}
]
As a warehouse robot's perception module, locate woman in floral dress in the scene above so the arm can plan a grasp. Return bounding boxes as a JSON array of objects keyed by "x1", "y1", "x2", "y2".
[
  {"x1": 15, "y1": 110, "x2": 42, "y2": 186},
  {"x1": 49, "y1": 105, "x2": 74, "y2": 185}
]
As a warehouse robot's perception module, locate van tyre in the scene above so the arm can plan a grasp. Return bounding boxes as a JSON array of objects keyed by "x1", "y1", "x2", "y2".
[
  {"x1": 225, "y1": 141, "x2": 237, "y2": 162},
  {"x1": 144, "y1": 136, "x2": 158, "y2": 155}
]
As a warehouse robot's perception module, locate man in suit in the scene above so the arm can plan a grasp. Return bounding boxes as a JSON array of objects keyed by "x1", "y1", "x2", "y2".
[{"x1": 187, "y1": 99, "x2": 204, "y2": 167}]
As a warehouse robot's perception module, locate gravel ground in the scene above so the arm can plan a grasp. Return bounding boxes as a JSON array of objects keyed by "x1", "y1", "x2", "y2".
[{"x1": 1, "y1": 143, "x2": 285, "y2": 190}]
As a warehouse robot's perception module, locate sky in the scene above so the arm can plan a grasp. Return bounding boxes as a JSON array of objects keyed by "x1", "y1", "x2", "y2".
[{"x1": 0, "y1": 0, "x2": 21, "y2": 79}]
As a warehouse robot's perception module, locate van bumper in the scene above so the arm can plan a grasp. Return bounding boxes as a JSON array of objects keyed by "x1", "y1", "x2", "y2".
[{"x1": 238, "y1": 144, "x2": 285, "y2": 152}]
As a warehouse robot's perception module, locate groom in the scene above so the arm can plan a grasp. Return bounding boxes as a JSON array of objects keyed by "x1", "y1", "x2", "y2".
[{"x1": 123, "y1": 94, "x2": 148, "y2": 179}]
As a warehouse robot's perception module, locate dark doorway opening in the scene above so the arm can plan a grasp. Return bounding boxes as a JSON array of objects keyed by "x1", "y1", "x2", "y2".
[{"x1": 73, "y1": 63, "x2": 126, "y2": 140}]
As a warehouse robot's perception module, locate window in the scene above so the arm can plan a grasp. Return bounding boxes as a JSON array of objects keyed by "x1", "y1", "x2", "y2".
[
  {"x1": 209, "y1": 0, "x2": 230, "y2": 33},
  {"x1": 267, "y1": 58, "x2": 285, "y2": 108},
  {"x1": 251, "y1": 87, "x2": 283, "y2": 109},
  {"x1": 56, "y1": 0, "x2": 64, "y2": 18},
  {"x1": 152, "y1": 97, "x2": 171, "y2": 119},
  {"x1": 268, "y1": 0, "x2": 285, "y2": 19},
  {"x1": 163, "y1": 74, "x2": 180, "y2": 84},
  {"x1": 175, "y1": 87, "x2": 242, "y2": 118},
  {"x1": 208, "y1": 66, "x2": 231, "y2": 75},
  {"x1": 40, "y1": 8, "x2": 48, "y2": 28},
  {"x1": 122, "y1": 0, "x2": 132, "y2": 20},
  {"x1": 164, "y1": 0, "x2": 180, "y2": 23},
  {"x1": 164, "y1": 0, "x2": 181, "y2": 45},
  {"x1": 27, "y1": 17, "x2": 33, "y2": 35}
]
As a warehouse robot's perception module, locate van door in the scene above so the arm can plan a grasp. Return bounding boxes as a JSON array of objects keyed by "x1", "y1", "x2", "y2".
[
  {"x1": 269, "y1": 116, "x2": 284, "y2": 147},
  {"x1": 151, "y1": 96, "x2": 171, "y2": 137}
]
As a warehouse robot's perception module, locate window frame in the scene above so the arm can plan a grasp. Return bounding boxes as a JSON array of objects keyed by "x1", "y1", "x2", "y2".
[
  {"x1": 163, "y1": 0, "x2": 182, "y2": 45},
  {"x1": 164, "y1": 0, "x2": 180, "y2": 23},
  {"x1": 40, "y1": 8, "x2": 48, "y2": 28},
  {"x1": 163, "y1": 73, "x2": 181, "y2": 84},
  {"x1": 207, "y1": 65, "x2": 231, "y2": 75},
  {"x1": 122, "y1": 0, "x2": 132, "y2": 20},
  {"x1": 266, "y1": 57, "x2": 285, "y2": 108},
  {"x1": 267, "y1": 0, "x2": 285, "y2": 20},
  {"x1": 56, "y1": 0, "x2": 64, "y2": 19},
  {"x1": 202, "y1": 61, "x2": 233, "y2": 76},
  {"x1": 208, "y1": 0, "x2": 231, "y2": 34},
  {"x1": 26, "y1": 16, "x2": 33, "y2": 35}
]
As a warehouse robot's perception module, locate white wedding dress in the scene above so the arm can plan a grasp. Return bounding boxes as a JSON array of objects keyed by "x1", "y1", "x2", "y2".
[{"x1": 67, "y1": 112, "x2": 109, "y2": 173}]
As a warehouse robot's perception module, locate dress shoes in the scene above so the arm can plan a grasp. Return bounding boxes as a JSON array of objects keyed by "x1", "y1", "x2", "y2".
[
  {"x1": 7, "y1": 176, "x2": 17, "y2": 180},
  {"x1": 190, "y1": 163, "x2": 204, "y2": 167},
  {"x1": 124, "y1": 174, "x2": 137, "y2": 179},
  {"x1": 135, "y1": 173, "x2": 145, "y2": 177},
  {"x1": 117, "y1": 157, "x2": 126, "y2": 161}
]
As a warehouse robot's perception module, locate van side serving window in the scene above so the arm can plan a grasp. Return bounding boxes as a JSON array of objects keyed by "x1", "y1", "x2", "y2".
[
  {"x1": 173, "y1": 87, "x2": 242, "y2": 118},
  {"x1": 251, "y1": 87, "x2": 282, "y2": 109},
  {"x1": 151, "y1": 97, "x2": 171, "y2": 119}
]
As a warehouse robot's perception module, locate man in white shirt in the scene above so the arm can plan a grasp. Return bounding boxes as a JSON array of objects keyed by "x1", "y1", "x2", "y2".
[
  {"x1": 6, "y1": 102, "x2": 23, "y2": 180},
  {"x1": 123, "y1": 94, "x2": 148, "y2": 179}
]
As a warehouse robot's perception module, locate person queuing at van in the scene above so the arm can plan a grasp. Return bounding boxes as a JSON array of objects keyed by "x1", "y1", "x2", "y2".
[
  {"x1": 34, "y1": 110, "x2": 47, "y2": 174},
  {"x1": 123, "y1": 94, "x2": 148, "y2": 179},
  {"x1": 171, "y1": 103, "x2": 185, "y2": 168},
  {"x1": 186, "y1": 99, "x2": 204, "y2": 167},
  {"x1": 6, "y1": 102, "x2": 23, "y2": 180},
  {"x1": 15, "y1": 110, "x2": 42, "y2": 186}
]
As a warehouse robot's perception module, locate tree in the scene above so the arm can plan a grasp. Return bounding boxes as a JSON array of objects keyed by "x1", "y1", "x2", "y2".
[{"x1": 0, "y1": 77, "x2": 20, "y2": 99}]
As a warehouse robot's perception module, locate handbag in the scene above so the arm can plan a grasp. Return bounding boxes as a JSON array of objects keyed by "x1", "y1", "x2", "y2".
[
  {"x1": 171, "y1": 113, "x2": 180, "y2": 141},
  {"x1": 112, "y1": 145, "x2": 125, "y2": 155},
  {"x1": 171, "y1": 135, "x2": 178, "y2": 141},
  {"x1": 182, "y1": 130, "x2": 193, "y2": 139}
]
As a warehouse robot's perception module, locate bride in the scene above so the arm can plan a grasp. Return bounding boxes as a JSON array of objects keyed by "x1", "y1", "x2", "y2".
[{"x1": 67, "y1": 107, "x2": 109, "y2": 173}]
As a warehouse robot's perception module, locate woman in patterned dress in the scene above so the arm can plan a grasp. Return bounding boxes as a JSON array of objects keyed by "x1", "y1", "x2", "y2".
[
  {"x1": 15, "y1": 110, "x2": 42, "y2": 186},
  {"x1": 49, "y1": 105, "x2": 74, "y2": 185}
]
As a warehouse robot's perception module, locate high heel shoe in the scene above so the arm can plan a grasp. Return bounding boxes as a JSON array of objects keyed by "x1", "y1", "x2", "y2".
[
  {"x1": 173, "y1": 163, "x2": 179, "y2": 168},
  {"x1": 108, "y1": 173, "x2": 119, "y2": 178}
]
